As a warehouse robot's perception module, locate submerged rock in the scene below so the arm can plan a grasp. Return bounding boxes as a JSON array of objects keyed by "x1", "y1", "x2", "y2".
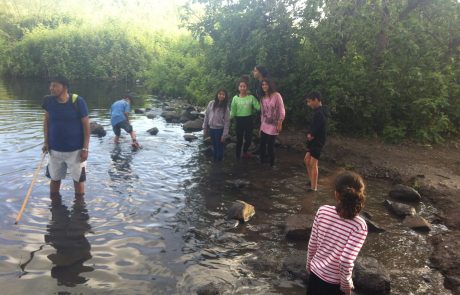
[
  {"x1": 384, "y1": 200, "x2": 416, "y2": 217},
  {"x1": 196, "y1": 282, "x2": 221, "y2": 295},
  {"x1": 184, "y1": 134, "x2": 198, "y2": 142},
  {"x1": 90, "y1": 122, "x2": 106, "y2": 137},
  {"x1": 389, "y1": 184, "x2": 422, "y2": 202},
  {"x1": 402, "y1": 215, "x2": 432, "y2": 232},
  {"x1": 226, "y1": 179, "x2": 250, "y2": 189},
  {"x1": 353, "y1": 256, "x2": 391, "y2": 295},
  {"x1": 227, "y1": 200, "x2": 255, "y2": 223},
  {"x1": 285, "y1": 214, "x2": 315, "y2": 240}
]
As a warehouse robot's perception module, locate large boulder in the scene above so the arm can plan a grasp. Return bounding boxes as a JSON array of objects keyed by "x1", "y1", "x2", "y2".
[
  {"x1": 183, "y1": 118, "x2": 204, "y2": 132},
  {"x1": 402, "y1": 215, "x2": 432, "y2": 231},
  {"x1": 353, "y1": 256, "x2": 391, "y2": 295},
  {"x1": 389, "y1": 184, "x2": 422, "y2": 202},
  {"x1": 179, "y1": 108, "x2": 199, "y2": 123},
  {"x1": 90, "y1": 122, "x2": 106, "y2": 137},
  {"x1": 227, "y1": 200, "x2": 255, "y2": 223},
  {"x1": 285, "y1": 214, "x2": 315, "y2": 240},
  {"x1": 161, "y1": 111, "x2": 180, "y2": 123},
  {"x1": 384, "y1": 200, "x2": 416, "y2": 217}
]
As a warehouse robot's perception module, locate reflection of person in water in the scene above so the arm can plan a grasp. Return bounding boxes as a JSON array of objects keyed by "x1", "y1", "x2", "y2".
[
  {"x1": 108, "y1": 146, "x2": 138, "y2": 181},
  {"x1": 44, "y1": 195, "x2": 93, "y2": 286}
]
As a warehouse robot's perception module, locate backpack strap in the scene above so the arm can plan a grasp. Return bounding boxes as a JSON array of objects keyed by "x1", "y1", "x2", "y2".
[{"x1": 70, "y1": 93, "x2": 81, "y2": 116}]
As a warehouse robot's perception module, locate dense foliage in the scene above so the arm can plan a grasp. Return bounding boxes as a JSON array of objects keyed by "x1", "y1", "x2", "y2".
[{"x1": 0, "y1": 0, "x2": 458, "y2": 142}]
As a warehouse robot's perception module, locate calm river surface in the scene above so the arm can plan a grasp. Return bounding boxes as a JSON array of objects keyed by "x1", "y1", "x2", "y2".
[{"x1": 0, "y1": 79, "x2": 451, "y2": 294}]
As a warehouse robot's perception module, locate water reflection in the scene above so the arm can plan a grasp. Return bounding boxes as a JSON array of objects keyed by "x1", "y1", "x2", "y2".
[
  {"x1": 44, "y1": 196, "x2": 93, "y2": 286},
  {"x1": 109, "y1": 146, "x2": 139, "y2": 181}
]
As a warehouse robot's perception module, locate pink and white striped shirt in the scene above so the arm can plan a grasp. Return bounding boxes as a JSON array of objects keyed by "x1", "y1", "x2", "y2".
[{"x1": 306, "y1": 205, "x2": 367, "y2": 292}]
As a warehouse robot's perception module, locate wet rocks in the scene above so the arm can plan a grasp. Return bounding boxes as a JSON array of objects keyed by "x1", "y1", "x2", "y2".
[
  {"x1": 184, "y1": 134, "x2": 198, "y2": 142},
  {"x1": 402, "y1": 215, "x2": 432, "y2": 231},
  {"x1": 389, "y1": 184, "x2": 422, "y2": 202},
  {"x1": 90, "y1": 122, "x2": 106, "y2": 137},
  {"x1": 183, "y1": 118, "x2": 204, "y2": 132},
  {"x1": 134, "y1": 108, "x2": 144, "y2": 114},
  {"x1": 285, "y1": 214, "x2": 315, "y2": 240},
  {"x1": 430, "y1": 231, "x2": 460, "y2": 293},
  {"x1": 353, "y1": 256, "x2": 391, "y2": 295},
  {"x1": 147, "y1": 127, "x2": 159, "y2": 135},
  {"x1": 384, "y1": 200, "x2": 416, "y2": 217},
  {"x1": 227, "y1": 200, "x2": 255, "y2": 223}
]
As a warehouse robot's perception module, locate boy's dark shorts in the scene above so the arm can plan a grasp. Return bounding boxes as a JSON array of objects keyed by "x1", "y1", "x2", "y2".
[
  {"x1": 113, "y1": 121, "x2": 133, "y2": 136},
  {"x1": 307, "y1": 142, "x2": 323, "y2": 160}
]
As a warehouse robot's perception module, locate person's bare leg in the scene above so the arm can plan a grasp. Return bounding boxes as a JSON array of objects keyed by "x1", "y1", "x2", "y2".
[
  {"x1": 50, "y1": 180, "x2": 61, "y2": 195},
  {"x1": 74, "y1": 181, "x2": 85, "y2": 195},
  {"x1": 114, "y1": 135, "x2": 120, "y2": 144},
  {"x1": 310, "y1": 157, "x2": 319, "y2": 191},
  {"x1": 130, "y1": 131, "x2": 140, "y2": 147},
  {"x1": 304, "y1": 153, "x2": 312, "y2": 184}
]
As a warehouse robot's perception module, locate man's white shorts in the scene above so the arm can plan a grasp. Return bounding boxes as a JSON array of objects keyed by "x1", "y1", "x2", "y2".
[{"x1": 46, "y1": 150, "x2": 87, "y2": 182}]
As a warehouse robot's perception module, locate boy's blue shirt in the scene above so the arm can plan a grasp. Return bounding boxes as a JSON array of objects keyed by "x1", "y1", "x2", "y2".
[{"x1": 111, "y1": 99, "x2": 130, "y2": 126}]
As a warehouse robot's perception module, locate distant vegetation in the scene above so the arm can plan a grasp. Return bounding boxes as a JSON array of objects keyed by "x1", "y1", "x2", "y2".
[{"x1": 0, "y1": 0, "x2": 459, "y2": 143}]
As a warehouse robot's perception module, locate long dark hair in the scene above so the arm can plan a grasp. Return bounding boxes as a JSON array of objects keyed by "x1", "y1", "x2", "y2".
[
  {"x1": 261, "y1": 78, "x2": 277, "y2": 97},
  {"x1": 255, "y1": 65, "x2": 269, "y2": 79},
  {"x1": 213, "y1": 88, "x2": 229, "y2": 110},
  {"x1": 335, "y1": 171, "x2": 366, "y2": 219}
]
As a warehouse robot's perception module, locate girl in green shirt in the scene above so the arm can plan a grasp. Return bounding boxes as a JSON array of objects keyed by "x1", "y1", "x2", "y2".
[{"x1": 230, "y1": 76, "x2": 260, "y2": 159}]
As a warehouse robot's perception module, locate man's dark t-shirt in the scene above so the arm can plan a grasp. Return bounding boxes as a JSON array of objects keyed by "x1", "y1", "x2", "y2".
[
  {"x1": 42, "y1": 95, "x2": 89, "y2": 152},
  {"x1": 309, "y1": 106, "x2": 327, "y2": 147}
]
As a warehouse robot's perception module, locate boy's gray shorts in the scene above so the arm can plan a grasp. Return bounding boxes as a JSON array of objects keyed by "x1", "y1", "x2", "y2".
[{"x1": 46, "y1": 150, "x2": 87, "y2": 182}]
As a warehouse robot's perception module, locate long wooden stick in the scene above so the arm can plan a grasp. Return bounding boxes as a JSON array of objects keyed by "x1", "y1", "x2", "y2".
[{"x1": 15, "y1": 152, "x2": 46, "y2": 224}]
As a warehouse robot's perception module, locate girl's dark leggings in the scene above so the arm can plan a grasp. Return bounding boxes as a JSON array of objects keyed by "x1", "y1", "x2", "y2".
[
  {"x1": 259, "y1": 131, "x2": 276, "y2": 166},
  {"x1": 235, "y1": 115, "x2": 253, "y2": 158}
]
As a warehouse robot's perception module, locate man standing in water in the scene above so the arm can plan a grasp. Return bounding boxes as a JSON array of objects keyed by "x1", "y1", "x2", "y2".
[
  {"x1": 42, "y1": 75, "x2": 90, "y2": 199},
  {"x1": 110, "y1": 94, "x2": 140, "y2": 148},
  {"x1": 304, "y1": 91, "x2": 327, "y2": 192}
]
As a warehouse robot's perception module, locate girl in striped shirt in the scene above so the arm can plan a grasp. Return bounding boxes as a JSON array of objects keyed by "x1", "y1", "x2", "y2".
[{"x1": 306, "y1": 171, "x2": 368, "y2": 295}]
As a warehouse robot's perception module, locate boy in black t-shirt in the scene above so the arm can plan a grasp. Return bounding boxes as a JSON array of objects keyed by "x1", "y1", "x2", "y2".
[{"x1": 304, "y1": 91, "x2": 327, "y2": 192}]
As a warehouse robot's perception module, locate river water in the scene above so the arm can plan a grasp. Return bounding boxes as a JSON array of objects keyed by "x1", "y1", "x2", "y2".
[{"x1": 0, "y1": 79, "x2": 451, "y2": 294}]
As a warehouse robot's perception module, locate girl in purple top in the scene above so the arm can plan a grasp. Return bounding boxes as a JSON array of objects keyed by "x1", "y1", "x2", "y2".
[
  {"x1": 203, "y1": 88, "x2": 230, "y2": 161},
  {"x1": 259, "y1": 78, "x2": 285, "y2": 166}
]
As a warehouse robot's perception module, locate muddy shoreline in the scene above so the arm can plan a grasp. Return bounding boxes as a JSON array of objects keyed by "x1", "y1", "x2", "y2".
[{"x1": 277, "y1": 130, "x2": 460, "y2": 294}]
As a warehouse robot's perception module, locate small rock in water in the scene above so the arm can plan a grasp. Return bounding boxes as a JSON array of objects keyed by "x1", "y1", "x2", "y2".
[
  {"x1": 384, "y1": 200, "x2": 416, "y2": 217},
  {"x1": 389, "y1": 184, "x2": 422, "y2": 202},
  {"x1": 147, "y1": 127, "x2": 159, "y2": 135},
  {"x1": 134, "y1": 108, "x2": 144, "y2": 114},
  {"x1": 227, "y1": 200, "x2": 255, "y2": 223},
  {"x1": 90, "y1": 122, "x2": 106, "y2": 137}
]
